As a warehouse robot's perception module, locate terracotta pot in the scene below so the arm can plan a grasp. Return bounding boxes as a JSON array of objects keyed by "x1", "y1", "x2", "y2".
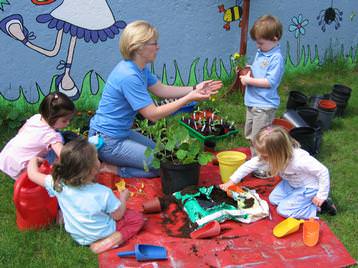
[
  {"x1": 190, "y1": 220, "x2": 221, "y2": 239},
  {"x1": 142, "y1": 197, "x2": 162, "y2": 214},
  {"x1": 237, "y1": 67, "x2": 251, "y2": 95},
  {"x1": 228, "y1": 66, "x2": 252, "y2": 95},
  {"x1": 272, "y1": 118, "x2": 295, "y2": 132},
  {"x1": 318, "y1": 99, "x2": 336, "y2": 111}
]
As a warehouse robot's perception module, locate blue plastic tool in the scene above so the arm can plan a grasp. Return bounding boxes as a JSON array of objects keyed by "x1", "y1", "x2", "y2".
[{"x1": 117, "y1": 244, "x2": 168, "y2": 261}]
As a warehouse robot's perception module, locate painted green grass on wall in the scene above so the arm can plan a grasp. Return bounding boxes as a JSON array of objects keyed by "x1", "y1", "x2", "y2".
[{"x1": 0, "y1": 46, "x2": 357, "y2": 123}]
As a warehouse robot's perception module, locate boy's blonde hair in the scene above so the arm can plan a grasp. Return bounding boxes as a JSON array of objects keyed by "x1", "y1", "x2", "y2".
[
  {"x1": 52, "y1": 138, "x2": 98, "y2": 192},
  {"x1": 119, "y1": 20, "x2": 159, "y2": 60},
  {"x1": 253, "y1": 125, "x2": 299, "y2": 176},
  {"x1": 250, "y1": 15, "x2": 282, "y2": 41}
]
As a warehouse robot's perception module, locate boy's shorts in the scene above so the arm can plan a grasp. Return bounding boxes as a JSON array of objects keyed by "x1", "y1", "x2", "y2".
[{"x1": 244, "y1": 107, "x2": 276, "y2": 142}]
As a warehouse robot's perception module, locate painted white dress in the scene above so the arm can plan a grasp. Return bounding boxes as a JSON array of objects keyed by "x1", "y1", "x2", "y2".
[{"x1": 37, "y1": 0, "x2": 126, "y2": 43}]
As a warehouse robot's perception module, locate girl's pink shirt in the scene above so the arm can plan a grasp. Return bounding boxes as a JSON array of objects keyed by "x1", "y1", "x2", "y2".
[{"x1": 0, "y1": 114, "x2": 62, "y2": 179}]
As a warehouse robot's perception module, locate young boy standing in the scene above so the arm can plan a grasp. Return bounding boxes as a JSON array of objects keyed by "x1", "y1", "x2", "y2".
[{"x1": 240, "y1": 15, "x2": 284, "y2": 177}]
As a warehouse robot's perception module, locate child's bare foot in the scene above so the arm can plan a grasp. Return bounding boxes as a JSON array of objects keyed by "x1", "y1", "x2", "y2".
[{"x1": 100, "y1": 162, "x2": 117, "y2": 175}]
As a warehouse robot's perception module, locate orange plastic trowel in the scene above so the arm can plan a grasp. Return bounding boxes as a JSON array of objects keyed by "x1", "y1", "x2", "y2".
[
  {"x1": 303, "y1": 218, "x2": 320, "y2": 247},
  {"x1": 273, "y1": 218, "x2": 305, "y2": 238}
]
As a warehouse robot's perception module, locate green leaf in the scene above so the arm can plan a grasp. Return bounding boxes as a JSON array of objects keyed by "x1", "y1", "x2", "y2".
[
  {"x1": 198, "y1": 153, "x2": 213, "y2": 165},
  {"x1": 152, "y1": 159, "x2": 161, "y2": 169},
  {"x1": 8, "y1": 120, "x2": 20, "y2": 129},
  {"x1": 144, "y1": 147, "x2": 153, "y2": 159},
  {"x1": 8, "y1": 110, "x2": 20, "y2": 120},
  {"x1": 165, "y1": 139, "x2": 176, "y2": 151},
  {"x1": 143, "y1": 160, "x2": 149, "y2": 172},
  {"x1": 176, "y1": 149, "x2": 188, "y2": 160}
]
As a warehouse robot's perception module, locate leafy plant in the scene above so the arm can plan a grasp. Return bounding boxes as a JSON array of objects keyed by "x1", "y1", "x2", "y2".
[
  {"x1": 144, "y1": 119, "x2": 213, "y2": 169},
  {"x1": 231, "y1": 52, "x2": 247, "y2": 70},
  {"x1": 64, "y1": 110, "x2": 94, "y2": 137}
]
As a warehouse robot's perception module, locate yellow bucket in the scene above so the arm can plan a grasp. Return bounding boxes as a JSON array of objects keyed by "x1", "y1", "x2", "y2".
[{"x1": 217, "y1": 151, "x2": 247, "y2": 183}]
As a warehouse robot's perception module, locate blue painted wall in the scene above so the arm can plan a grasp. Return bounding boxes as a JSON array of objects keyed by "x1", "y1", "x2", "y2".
[{"x1": 0, "y1": 0, "x2": 357, "y2": 103}]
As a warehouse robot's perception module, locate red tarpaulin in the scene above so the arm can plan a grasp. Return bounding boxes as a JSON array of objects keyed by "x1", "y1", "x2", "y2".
[{"x1": 98, "y1": 158, "x2": 356, "y2": 267}]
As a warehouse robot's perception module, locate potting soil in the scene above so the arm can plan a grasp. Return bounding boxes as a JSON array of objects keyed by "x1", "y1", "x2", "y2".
[{"x1": 172, "y1": 185, "x2": 269, "y2": 226}]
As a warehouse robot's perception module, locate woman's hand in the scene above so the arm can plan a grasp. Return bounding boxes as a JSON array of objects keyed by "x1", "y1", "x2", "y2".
[
  {"x1": 188, "y1": 80, "x2": 222, "y2": 101},
  {"x1": 312, "y1": 196, "x2": 325, "y2": 207},
  {"x1": 219, "y1": 180, "x2": 234, "y2": 192},
  {"x1": 196, "y1": 80, "x2": 222, "y2": 95}
]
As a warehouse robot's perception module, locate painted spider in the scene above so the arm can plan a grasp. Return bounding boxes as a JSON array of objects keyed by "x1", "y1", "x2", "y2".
[{"x1": 317, "y1": 1, "x2": 343, "y2": 32}]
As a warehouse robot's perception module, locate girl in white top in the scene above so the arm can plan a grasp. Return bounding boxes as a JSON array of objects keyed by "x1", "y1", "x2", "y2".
[
  {"x1": 220, "y1": 125, "x2": 335, "y2": 219},
  {"x1": 0, "y1": 92, "x2": 75, "y2": 179}
]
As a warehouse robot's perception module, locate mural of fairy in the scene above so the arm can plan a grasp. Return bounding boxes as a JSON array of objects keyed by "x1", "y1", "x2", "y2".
[
  {"x1": 317, "y1": 0, "x2": 343, "y2": 32},
  {"x1": 0, "y1": 0, "x2": 126, "y2": 99}
]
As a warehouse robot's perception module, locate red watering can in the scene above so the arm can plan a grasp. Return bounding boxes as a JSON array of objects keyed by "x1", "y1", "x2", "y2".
[{"x1": 13, "y1": 160, "x2": 58, "y2": 231}]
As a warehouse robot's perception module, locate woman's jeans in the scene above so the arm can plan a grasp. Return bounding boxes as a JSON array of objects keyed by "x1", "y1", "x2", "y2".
[{"x1": 89, "y1": 129, "x2": 159, "y2": 178}]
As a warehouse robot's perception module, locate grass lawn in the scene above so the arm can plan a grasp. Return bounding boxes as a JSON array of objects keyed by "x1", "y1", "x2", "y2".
[{"x1": 0, "y1": 61, "x2": 357, "y2": 267}]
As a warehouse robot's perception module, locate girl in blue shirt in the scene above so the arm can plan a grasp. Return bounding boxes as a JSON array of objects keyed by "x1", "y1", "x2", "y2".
[{"x1": 27, "y1": 138, "x2": 144, "y2": 254}]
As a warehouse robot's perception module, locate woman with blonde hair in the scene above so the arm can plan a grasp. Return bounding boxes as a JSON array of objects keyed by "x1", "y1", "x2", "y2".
[
  {"x1": 220, "y1": 125, "x2": 336, "y2": 219},
  {"x1": 89, "y1": 20, "x2": 222, "y2": 178}
]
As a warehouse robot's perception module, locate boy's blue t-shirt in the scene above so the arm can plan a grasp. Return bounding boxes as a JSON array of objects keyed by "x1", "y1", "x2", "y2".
[
  {"x1": 45, "y1": 175, "x2": 121, "y2": 245},
  {"x1": 244, "y1": 45, "x2": 284, "y2": 108},
  {"x1": 90, "y1": 60, "x2": 158, "y2": 139}
]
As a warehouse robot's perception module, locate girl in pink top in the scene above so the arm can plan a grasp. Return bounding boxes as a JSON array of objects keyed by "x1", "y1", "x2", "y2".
[{"x1": 0, "y1": 92, "x2": 75, "y2": 179}]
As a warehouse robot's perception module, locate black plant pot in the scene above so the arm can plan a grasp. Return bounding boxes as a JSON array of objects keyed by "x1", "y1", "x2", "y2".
[
  {"x1": 283, "y1": 110, "x2": 308, "y2": 128},
  {"x1": 332, "y1": 84, "x2": 352, "y2": 96},
  {"x1": 290, "y1": 127, "x2": 316, "y2": 156},
  {"x1": 286, "y1": 90, "x2": 308, "y2": 110},
  {"x1": 330, "y1": 91, "x2": 350, "y2": 103},
  {"x1": 296, "y1": 107, "x2": 319, "y2": 127},
  {"x1": 160, "y1": 162, "x2": 200, "y2": 194}
]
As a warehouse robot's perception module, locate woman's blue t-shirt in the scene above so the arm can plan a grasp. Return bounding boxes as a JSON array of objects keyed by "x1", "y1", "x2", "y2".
[{"x1": 90, "y1": 60, "x2": 158, "y2": 139}]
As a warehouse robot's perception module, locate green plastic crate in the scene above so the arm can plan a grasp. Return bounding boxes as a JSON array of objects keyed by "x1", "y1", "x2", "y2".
[{"x1": 179, "y1": 120, "x2": 239, "y2": 143}]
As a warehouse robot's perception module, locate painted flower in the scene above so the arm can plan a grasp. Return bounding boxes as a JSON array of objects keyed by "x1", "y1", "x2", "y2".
[
  {"x1": 231, "y1": 52, "x2": 247, "y2": 69},
  {"x1": 289, "y1": 14, "x2": 309, "y2": 39}
]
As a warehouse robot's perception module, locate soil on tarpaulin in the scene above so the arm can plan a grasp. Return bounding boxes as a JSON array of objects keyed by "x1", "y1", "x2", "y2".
[{"x1": 159, "y1": 185, "x2": 239, "y2": 238}]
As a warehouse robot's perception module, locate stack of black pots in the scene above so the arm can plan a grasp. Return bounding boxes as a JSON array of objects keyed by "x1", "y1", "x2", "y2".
[
  {"x1": 330, "y1": 84, "x2": 352, "y2": 116},
  {"x1": 284, "y1": 90, "x2": 323, "y2": 156},
  {"x1": 282, "y1": 84, "x2": 352, "y2": 156}
]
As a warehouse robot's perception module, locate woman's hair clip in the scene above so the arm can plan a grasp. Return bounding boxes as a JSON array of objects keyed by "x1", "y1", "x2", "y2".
[{"x1": 54, "y1": 94, "x2": 59, "y2": 99}]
